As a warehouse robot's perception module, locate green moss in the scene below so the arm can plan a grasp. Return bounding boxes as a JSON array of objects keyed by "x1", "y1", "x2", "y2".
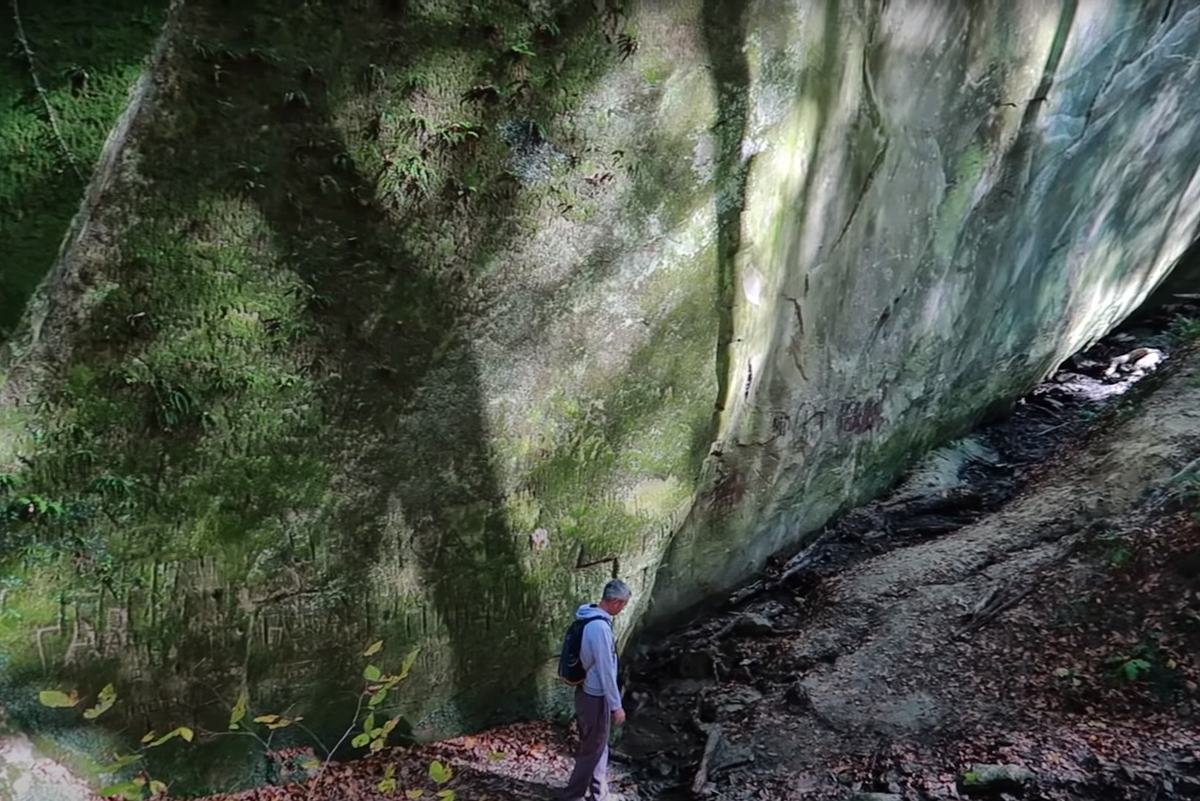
[
  {"x1": 934, "y1": 142, "x2": 987, "y2": 264},
  {"x1": 0, "y1": 0, "x2": 171, "y2": 340},
  {"x1": 1, "y1": 0, "x2": 665, "y2": 784}
]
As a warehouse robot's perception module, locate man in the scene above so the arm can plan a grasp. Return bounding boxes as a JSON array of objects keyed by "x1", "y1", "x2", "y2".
[{"x1": 562, "y1": 579, "x2": 631, "y2": 801}]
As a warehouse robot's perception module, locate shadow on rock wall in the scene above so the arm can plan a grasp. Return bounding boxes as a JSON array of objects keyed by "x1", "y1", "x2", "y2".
[{"x1": 0, "y1": 0, "x2": 633, "y2": 790}]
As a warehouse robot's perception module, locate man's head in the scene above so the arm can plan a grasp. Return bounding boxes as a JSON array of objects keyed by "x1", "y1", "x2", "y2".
[{"x1": 599, "y1": 579, "x2": 632, "y2": 616}]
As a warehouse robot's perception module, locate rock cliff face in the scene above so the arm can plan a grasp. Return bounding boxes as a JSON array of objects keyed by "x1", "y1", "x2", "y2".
[{"x1": 1, "y1": 0, "x2": 1198, "y2": 778}]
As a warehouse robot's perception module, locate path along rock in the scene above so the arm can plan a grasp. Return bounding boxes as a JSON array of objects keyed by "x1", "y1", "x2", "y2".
[{"x1": 622, "y1": 343, "x2": 1200, "y2": 800}]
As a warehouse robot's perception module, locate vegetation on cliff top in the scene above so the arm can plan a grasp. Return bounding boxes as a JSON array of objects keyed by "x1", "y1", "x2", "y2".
[{"x1": 0, "y1": 0, "x2": 171, "y2": 340}]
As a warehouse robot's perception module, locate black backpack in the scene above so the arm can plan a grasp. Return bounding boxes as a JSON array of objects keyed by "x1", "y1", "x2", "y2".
[{"x1": 557, "y1": 610, "x2": 609, "y2": 685}]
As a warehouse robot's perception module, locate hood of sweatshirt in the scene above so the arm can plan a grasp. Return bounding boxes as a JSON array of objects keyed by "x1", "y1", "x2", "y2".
[{"x1": 575, "y1": 603, "x2": 612, "y2": 622}]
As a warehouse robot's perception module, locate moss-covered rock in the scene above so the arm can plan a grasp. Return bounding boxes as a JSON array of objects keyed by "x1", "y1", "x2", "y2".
[{"x1": 2, "y1": 0, "x2": 1200, "y2": 792}]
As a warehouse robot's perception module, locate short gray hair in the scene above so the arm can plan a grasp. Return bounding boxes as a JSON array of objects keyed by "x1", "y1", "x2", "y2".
[{"x1": 602, "y1": 579, "x2": 632, "y2": 602}]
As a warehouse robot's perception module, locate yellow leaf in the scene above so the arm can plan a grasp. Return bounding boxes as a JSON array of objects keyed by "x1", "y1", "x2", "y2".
[
  {"x1": 406, "y1": 790, "x2": 425, "y2": 799},
  {"x1": 437, "y1": 791, "x2": 456, "y2": 801},
  {"x1": 428, "y1": 760, "x2": 453, "y2": 784},
  {"x1": 487, "y1": 750, "x2": 506, "y2": 762},
  {"x1": 38, "y1": 690, "x2": 79, "y2": 708},
  {"x1": 141, "y1": 731, "x2": 157, "y2": 744},
  {"x1": 384, "y1": 764, "x2": 396, "y2": 779},
  {"x1": 229, "y1": 690, "x2": 249, "y2": 729},
  {"x1": 364, "y1": 640, "x2": 384, "y2": 657},
  {"x1": 253, "y1": 714, "x2": 280, "y2": 724},
  {"x1": 149, "y1": 727, "x2": 193, "y2": 747},
  {"x1": 83, "y1": 697, "x2": 115, "y2": 719}
]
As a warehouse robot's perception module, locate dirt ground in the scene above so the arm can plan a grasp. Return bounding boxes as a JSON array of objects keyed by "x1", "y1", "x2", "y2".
[{"x1": 43, "y1": 302, "x2": 1200, "y2": 801}]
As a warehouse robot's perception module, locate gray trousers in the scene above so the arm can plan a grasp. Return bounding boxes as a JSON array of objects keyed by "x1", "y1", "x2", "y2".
[{"x1": 561, "y1": 688, "x2": 611, "y2": 801}]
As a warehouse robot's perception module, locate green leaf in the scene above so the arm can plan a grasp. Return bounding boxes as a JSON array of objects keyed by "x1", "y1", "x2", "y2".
[
  {"x1": 487, "y1": 750, "x2": 506, "y2": 762},
  {"x1": 351, "y1": 732, "x2": 371, "y2": 748},
  {"x1": 364, "y1": 664, "x2": 382, "y2": 681},
  {"x1": 370, "y1": 737, "x2": 386, "y2": 752},
  {"x1": 149, "y1": 726, "x2": 194, "y2": 747},
  {"x1": 83, "y1": 701, "x2": 113, "y2": 719},
  {"x1": 229, "y1": 690, "x2": 249, "y2": 729},
  {"x1": 384, "y1": 765, "x2": 396, "y2": 779},
  {"x1": 368, "y1": 688, "x2": 388, "y2": 708},
  {"x1": 38, "y1": 690, "x2": 79, "y2": 708},
  {"x1": 364, "y1": 639, "x2": 384, "y2": 657},
  {"x1": 378, "y1": 777, "x2": 397, "y2": 794},
  {"x1": 436, "y1": 791, "x2": 456, "y2": 801},
  {"x1": 149, "y1": 779, "x2": 168, "y2": 796},
  {"x1": 1123, "y1": 658, "x2": 1152, "y2": 681},
  {"x1": 98, "y1": 782, "x2": 141, "y2": 799},
  {"x1": 406, "y1": 790, "x2": 425, "y2": 799},
  {"x1": 429, "y1": 760, "x2": 453, "y2": 784},
  {"x1": 100, "y1": 754, "x2": 143, "y2": 772},
  {"x1": 399, "y1": 648, "x2": 421, "y2": 680},
  {"x1": 300, "y1": 756, "x2": 321, "y2": 771},
  {"x1": 84, "y1": 686, "x2": 117, "y2": 720},
  {"x1": 363, "y1": 713, "x2": 376, "y2": 734}
]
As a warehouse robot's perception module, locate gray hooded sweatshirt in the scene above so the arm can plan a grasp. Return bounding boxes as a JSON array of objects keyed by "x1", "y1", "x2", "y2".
[{"x1": 576, "y1": 603, "x2": 622, "y2": 712}]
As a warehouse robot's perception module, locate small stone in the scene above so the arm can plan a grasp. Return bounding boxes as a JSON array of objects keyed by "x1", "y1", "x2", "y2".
[
  {"x1": 959, "y1": 764, "x2": 1035, "y2": 794},
  {"x1": 783, "y1": 682, "x2": 809, "y2": 708},
  {"x1": 736, "y1": 612, "x2": 777, "y2": 635}
]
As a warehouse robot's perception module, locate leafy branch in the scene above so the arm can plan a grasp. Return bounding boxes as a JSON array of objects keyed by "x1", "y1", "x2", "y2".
[{"x1": 37, "y1": 639, "x2": 458, "y2": 799}]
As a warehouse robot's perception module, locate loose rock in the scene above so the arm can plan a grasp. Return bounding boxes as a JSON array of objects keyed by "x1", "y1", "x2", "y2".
[{"x1": 959, "y1": 763, "x2": 1035, "y2": 794}]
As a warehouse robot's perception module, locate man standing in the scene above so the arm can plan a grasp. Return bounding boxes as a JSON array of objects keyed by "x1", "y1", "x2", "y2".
[{"x1": 562, "y1": 579, "x2": 631, "y2": 801}]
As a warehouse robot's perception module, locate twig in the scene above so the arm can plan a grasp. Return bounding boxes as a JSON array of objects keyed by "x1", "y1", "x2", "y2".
[
  {"x1": 1037, "y1": 419, "x2": 1074, "y2": 436},
  {"x1": 11, "y1": 0, "x2": 85, "y2": 182},
  {"x1": 955, "y1": 582, "x2": 1036, "y2": 640},
  {"x1": 313, "y1": 690, "x2": 367, "y2": 781},
  {"x1": 1145, "y1": 454, "x2": 1200, "y2": 511},
  {"x1": 691, "y1": 724, "x2": 722, "y2": 795}
]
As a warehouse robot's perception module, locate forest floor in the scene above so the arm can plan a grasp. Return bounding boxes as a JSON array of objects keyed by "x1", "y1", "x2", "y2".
[{"x1": 16, "y1": 298, "x2": 1200, "y2": 801}]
